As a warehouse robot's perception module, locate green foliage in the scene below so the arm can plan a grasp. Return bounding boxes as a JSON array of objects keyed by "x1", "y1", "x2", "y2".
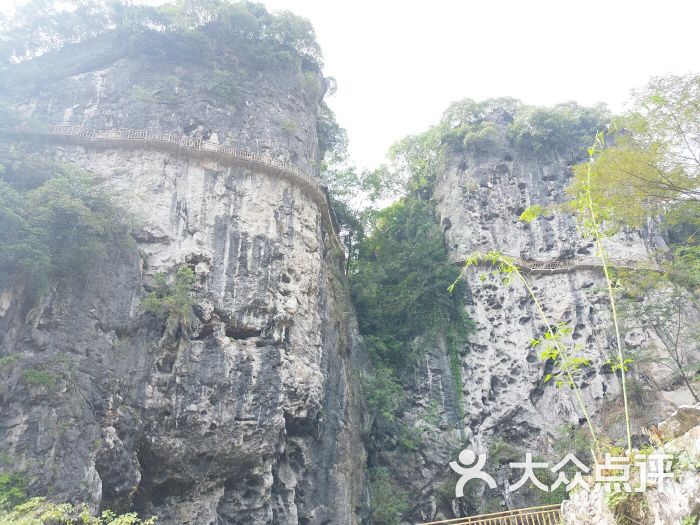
[
  {"x1": 487, "y1": 439, "x2": 520, "y2": 465},
  {"x1": 0, "y1": 497, "x2": 157, "y2": 524},
  {"x1": 397, "y1": 424, "x2": 422, "y2": 451},
  {"x1": 21, "y1": 369, "x2": 56, "y2": 388},
  {"x1": 1, "y1": 0, "x2": 323, "y2": 69},
  {"x1": 461, "y1": 120, "x2": 505, "y2": 155},
  {"x1": 616, "y1": 277, "x2": 699, "y2": 402},
  {"x1": 143, "y1": 267, "x2": 196, "y2": 326},
  {"x1": 568, "y1": 74, "x2": 699, "y2": 228},
  {"x1": 669, "y1": 245, "x2": 700, "y2": 295},
  {"x1": 537, "y1": 483, "x2": 568, "y2": 506},
  {"x1": 385, "y1": 127, "x2": 444, "y2": 195},
  {"x1": 131, "y1": 85, "x2": 156, "y2": 104},
  {"x1": 210, "y1": 68, "x2": 240, "y2": 99},
  {"x1": 282, "y1": 119, "x2": 298, "y2": 134},
  {"x1": 0, "y1": 161, "x2": 133, "y2": 301},
  {"x1": 553, "y1": 424, "x2": 594, "y2": 466},
  {"x1": 368, "y1": 98, "x2": 608, "y2": 202},
  {"x1": 508, "y1": 102, "x2": 609, "y2": 161},
  {"x1": 317, "y1": 101, "x2": 347, "y2": 162},
  {"x1": 605, "y1": 492, "x2": 648, "y2": 525},
  {"x1": 329, "y1": 196, "x2": 366, "y2": 273},
  {"x1": 0, "y1": 354, "x2": 19, "y2": 369},
  {"x1": 369, "y1": 467, "x2": 409, "y2": 525},
  {"x1": 360, "y1": 366, "x2": 404, "y2": 426},
  {"x1": 519, "y1": 204, "x2": 545, "y2": 223},
  {"x1": 0, "y1": 473, "x2": 27, "y2": 511},
  {"x1": 352, "y1": 198, "x2": 469, "y2": 371}
]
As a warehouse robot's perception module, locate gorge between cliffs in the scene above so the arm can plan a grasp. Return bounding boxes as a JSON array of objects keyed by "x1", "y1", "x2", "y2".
[{"x1": 0, "y1": 2, "x2": 698, "y2": 525}]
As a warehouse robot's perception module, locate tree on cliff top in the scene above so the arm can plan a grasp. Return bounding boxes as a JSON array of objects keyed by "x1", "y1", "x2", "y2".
[
  {"x1": 0, "y1": 0, "x2": 323, "y2": 69},
  {"x1": 569, "y1": 74, "x2": 700, "y2": 228}
]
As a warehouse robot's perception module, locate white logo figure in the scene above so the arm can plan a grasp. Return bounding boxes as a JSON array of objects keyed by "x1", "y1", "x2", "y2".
[
  {"x1": 550, "y1": 453, "x2": 591, "y2": 492},
  {"x1": 508, "y1": 453, "x2": 550, "y2": 492},
  {"x1": 645, "y1": 453, "x2": 674, "y2": 493},
  {"x1": 450, "y1": 449, "x2": 497, "y2": 497},
  {"x1": 595, "y1": 454, "x2": 632, "y2": 493}
]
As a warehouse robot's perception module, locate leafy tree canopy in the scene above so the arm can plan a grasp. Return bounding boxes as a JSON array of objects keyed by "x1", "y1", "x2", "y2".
[
  {"x1": 0, "y1": 0, "x2": 323, "y2": 69},
  {"x1": 351, "y1": 198, "x2": 467, "y2": 370},
  {"x1": 363, "y1": 98, "x2": 610, "y2": 201},
  {"x1": 569, "y1": 74, "x2": 699, "y2": 228},
  {"x1": 0, "y1": 153, "x2": 134, "y2": 301}
]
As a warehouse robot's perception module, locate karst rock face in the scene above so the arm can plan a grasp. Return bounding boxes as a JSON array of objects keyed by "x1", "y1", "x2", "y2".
[
  {"x1": 1, "y1": 22, "x2": 696, "y2": 525},
  {"x1": 0, "y1": 31, "x2": 369, "y2": 524},
  {"x1": 432, "y1": 142, "x2": 660, "y2": 443},
  {"x1": 376, "y1": 124, "x2": 691, "y2": 521}
]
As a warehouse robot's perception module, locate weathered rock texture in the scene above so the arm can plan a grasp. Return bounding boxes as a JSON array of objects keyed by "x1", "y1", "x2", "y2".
[
  {"x1": 562, "y1": 405, "x2": 700, "y2": 525},
  {"x1": 376, "y1": 127, "x2": 698, "y2": 522},
  {"x1": 0, "y1": 31, "x2": 368, "y2": 525}
]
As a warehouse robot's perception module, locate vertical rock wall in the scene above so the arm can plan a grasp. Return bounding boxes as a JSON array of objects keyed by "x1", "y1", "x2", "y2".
[{"x1": 0, "y1": 31, "x2": 368, "y2": 525}]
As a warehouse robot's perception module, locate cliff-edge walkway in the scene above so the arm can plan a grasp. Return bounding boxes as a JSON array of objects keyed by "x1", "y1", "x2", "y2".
[
  {"x1": 450, "y1": 251, "x2": 661, "y2": 275},
  {"x1": 1, "y1": 123, "x2": 343, "y2": 250},
  {"x1": 418, "y1": 503, "x2": 563, "y2": 524}
]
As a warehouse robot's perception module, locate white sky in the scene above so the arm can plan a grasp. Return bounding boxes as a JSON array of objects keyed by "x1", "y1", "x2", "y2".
[{"x1": 2, "y1": 0, "x2": 699, "y2": 169}]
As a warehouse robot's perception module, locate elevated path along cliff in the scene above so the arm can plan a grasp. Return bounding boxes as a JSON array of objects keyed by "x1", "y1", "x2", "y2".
[
  {"x1": 1, "y1": 123, "x2": 343, "y2": 250},
  {"x1": 449, "y1": 252, "x2": 661, "y2": 275},
  {"x1": 418, "y1": 503, "x2": 563, "y2": 524}
]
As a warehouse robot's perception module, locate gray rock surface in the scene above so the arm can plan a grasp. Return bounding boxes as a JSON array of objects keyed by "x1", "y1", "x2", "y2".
[
  {"x1": 562, "y1": 406, "x2": 700, "y2": 525},
  {"x1": 0, "y1": 32, "x2": 368, "y2": 525},
  {"x1": 379, "y1": 133, "x2": 696, "y2": 522}
]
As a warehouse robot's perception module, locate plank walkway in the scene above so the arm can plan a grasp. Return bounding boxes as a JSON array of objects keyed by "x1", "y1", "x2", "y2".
[
  {"x1": 450, "y1": 252, "x2": 661, "y2": 275},
  {"x1": 1, "y1": 124, "x2": 343, "y2": 250},
  {"x1": 419, "y1": 504, "x2": 562, "y2": 525}
]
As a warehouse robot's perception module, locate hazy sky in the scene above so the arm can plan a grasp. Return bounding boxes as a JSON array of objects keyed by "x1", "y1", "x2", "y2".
[{"x1": 1, "y1": 0, "x2": 699, "y2": 169}]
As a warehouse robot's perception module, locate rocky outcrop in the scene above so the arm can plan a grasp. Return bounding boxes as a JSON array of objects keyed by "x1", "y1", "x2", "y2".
[
  {"x1": 562, "y1": 405, "x2": 700, "y2": 525},
  {"x1": 0, "y1": 27, "x2": 368, "y2": 525},
  {"x1": 375, "y1": 125, "x2": 696, "y2": 522}
]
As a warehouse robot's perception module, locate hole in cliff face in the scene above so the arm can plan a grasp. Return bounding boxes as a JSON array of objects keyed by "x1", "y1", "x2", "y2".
[
  {"x1": 283, "y1": 412, "x2": 310, "y2": 437},
  {"x1": 193, "y1": 323, "x2": 216, "y2": 340},
  {"x1": 156, "y1": 351, "x2": 177, "y2": 373},
  {"x1": 225, "y1": 325, "x2": 261, "y2": 340}
]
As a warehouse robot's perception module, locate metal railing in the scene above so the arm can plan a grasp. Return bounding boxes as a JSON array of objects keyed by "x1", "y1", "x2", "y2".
[
  {"x1": 450, "y1": 251, "x2": 661, "y2": 274},
  {"x1": 418, "y1": 504, "x2": 562, "y2": 525},
  {"x1": 3, "y1": 123, "x2": 342, "y2": 250}
]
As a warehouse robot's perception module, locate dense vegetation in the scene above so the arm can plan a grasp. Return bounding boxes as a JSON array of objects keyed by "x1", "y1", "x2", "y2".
[
  {"x1": 0, "y1": 497, "x2": 156, "y2": 524},
  {"x1": 342, "y1": 98, "x2": 609, "y2": 204},
  {"x1": 0, "y1": 0, "x2": 322, "y2": 71},
  {"x1": 566, "y1": 75, "x2": 700, "y2": 402},
  {"x1": 0, "y1": 149, "x2": 134, "y2": 302},
  {"x1": 351, "y1": 197, "x2": 470, "y2": 418}
]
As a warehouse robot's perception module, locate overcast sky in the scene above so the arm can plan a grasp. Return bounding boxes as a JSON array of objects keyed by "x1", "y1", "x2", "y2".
[{"x1": 1, "y1": 0, "x2": 698, "y2": 169}]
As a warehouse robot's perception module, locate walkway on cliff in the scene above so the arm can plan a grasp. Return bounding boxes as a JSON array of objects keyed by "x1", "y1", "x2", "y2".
[
  {"x1": 418, "y1": 503, "x2": 563, "y2": 524},
  {"x1": 449, "y1": 251, "x2": 661, "y2": 275},
  {"x1": 1, "y1": 123, "x2": 343, "y2": 250}
]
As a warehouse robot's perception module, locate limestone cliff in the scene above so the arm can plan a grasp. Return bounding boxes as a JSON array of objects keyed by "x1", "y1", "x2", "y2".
[
  {"x1": 369, "y1": 111, "x2": 697, "y2": 522},
  {"x1": 0, "y1": 21, "x2": 368, "y2": 525}
]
